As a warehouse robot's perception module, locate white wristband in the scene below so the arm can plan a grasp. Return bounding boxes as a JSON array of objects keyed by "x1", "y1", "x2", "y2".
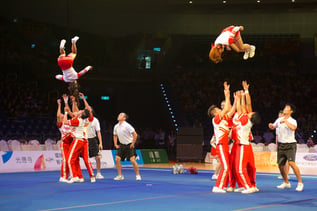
[{"x1": 244, "y1": 90, "x2": 249, "y2": 94}]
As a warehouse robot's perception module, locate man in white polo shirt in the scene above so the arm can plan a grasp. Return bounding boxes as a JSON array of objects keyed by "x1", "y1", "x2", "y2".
[
  {"x1": 268, "y1": 103, "x2": 304, "y2": 192},
  {"x1": 87, "y1": 115, "x2": 104, "y2": 179},
  {"x1": 113, "y1": 112, "x2": 141, "y2": 181}
]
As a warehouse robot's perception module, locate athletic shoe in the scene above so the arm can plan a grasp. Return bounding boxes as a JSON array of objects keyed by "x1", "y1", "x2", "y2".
[
  {"x1": 278, "y1": 175, "x2": 290, "y2": 179},
  {"x1": 136, "y1": 175, "x2": 142, "y2": 181},
  {"x1": 96, "y1": 173, "x2": 104, "y2": 179},
  {"x1": 212, "y1": 187, "x2": 226, "y2": 193},
  {"x1": 226, "y1": 187, "x2": 234, "y2": 192},
  {"x1": 242, "y1": 188, "x2": 255, "y2": 194},
  {"x1": 59, "y1": 177, "x2": 68, "y2": 183},
  {"x1": 243, "y1": 50, "x2": 250, "y2": 60},
  {"x1": 211, "y1": 174, "x2": 218, "y2": 180},
  {"x1": 91, "y1": 177, "x2": 96, "y2": 183},
  {"x1": 114, "y1": 175, "x2": 124, "y2": 180},
  {"x1": 78, "y1": 178, "x2": 84, "y2": 182},
  {"x1": 296, "y1": 183, "x2": 304, "y2": 192},
  {"x1": 253, "y1": 187, "x2": 260, "y2": 192},
  {"x1": 249, "y1": 45, "x2": 256, "y2": 58},
  {"x1": 277, "y1": 182, "x2": 291, "y2": 189},
  {"x1": 60, "y1": 39, "x2": 66, "y2": 49},
  {"x1": 67, "y1": 177, "x2": 80, "y2": 184},
  {"x1": 71, "y1": 36, "x2": 79, "y2": 44},
  {"x1": 234, "y1": 187, "x2": 245, "y2": 193}
]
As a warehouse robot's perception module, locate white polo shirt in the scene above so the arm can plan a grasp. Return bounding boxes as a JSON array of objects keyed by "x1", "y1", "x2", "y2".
[
  {"x1": 87, "y1": 117, "x2": 101, "y2": 139},
  {"x1": 273, "y1": 117, "x2": 297, "y2": 143},
  {"x1": 113, "y1": 121, "x2": 135, "y2": 145}
]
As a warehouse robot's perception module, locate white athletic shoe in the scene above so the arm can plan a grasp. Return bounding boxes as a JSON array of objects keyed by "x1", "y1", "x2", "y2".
[
  {"x1": 243, "y1": 50, "x2": 250, "y2": 60},
  {"x1": 211, "y1": 174, "x2": 218, "y2": 180},
  {"x1": 226, "y1": 187, "x2": 234, "y2": 192},
  {"x1": 96, "y1": 173, "x2": 104, "y2": 179},
  {"x1": 242, "y1": 188, "x2": 255, "y2": 194},
  {"x1": 60, "y1": 39, "x2": 66, "y2": 49},
  {"x1": 296, "y1": 183, "x2": 304, "y2": 192},
  {"x1": 91, "y1": 177, "x2": 96, "y2": 183},
  {"x1": 277, "y1": 182, "x2": 291, "y2": 189},
  {"x1": 114, "y1": 175, "x2": 124, "y2": 180},
  {"x1": 253, "y1": 187, "x2": 260, "y2": 192},
  {"x1": 71, "y1": 36, "x2": 79, "y2": 44},
  {"x1": 78, "y1": 178, "x2": 84, "y2": 183},
  {"x1": 136, "y1": 175, "x2": 142, "y2": 181},
  {"x1": 249, "y1": 45, "x2": 256, "y2": 58},
  {"x1": 59, "y1": 177, "x2": 68, "y2": 183},
  {"x1": 234, "y1": 187, "x2": 245, "y2": 193},
  {"x1": 212, "y1": 187, "x2": 226, "y2": 193},
  {"x1": 67, "y1": 177, "x2": 80, "y2": 184}
]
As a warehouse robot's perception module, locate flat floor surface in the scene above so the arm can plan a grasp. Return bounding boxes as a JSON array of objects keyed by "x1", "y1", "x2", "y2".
[{"x1": 1, "y1": 164, "x2": 317, "y2": 211}]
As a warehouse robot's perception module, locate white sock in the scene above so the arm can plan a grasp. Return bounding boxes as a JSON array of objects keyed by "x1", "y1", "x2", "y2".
[
  {"x1": 71, "y1": 36, "x2": 79, "y2": 44},
  {"x1": 60, "y1": 39, "x2": 66, "y2": 49}
]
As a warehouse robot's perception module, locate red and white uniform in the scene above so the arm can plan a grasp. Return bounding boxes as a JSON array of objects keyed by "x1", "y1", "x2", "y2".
[
  {"x1": 57, "y1": 55, "x2": 80, "y2": 83},
  {"x1": 214, "y1": 25, "x2": 241, "y2": 46},
  {"x1": 212, "y1": 113, "x2": 231, "y2": 189},
  {"x1": 233, "y1": 113, "x2": 256, "y2": 189},
  {"x1": 57, "y1": 122, "x2": 75, "y2": 179},
  {"x1": 67, "y1": 115, "x2": 95, "y2": 179},
  {"x1": 229, "y1": 113, "x2": 243, "y2": 189}
]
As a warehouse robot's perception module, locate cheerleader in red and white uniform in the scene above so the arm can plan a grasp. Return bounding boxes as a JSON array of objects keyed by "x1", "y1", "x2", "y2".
[
  {"x1": 209, "y1": 25, "x2": 255, "y2": 63},
  {"x1": 66, "y1": 93, "x2": 96, "y2": 183},
  {"x1": 234, "y1": 90, "x2": 260, "y2": 194},
  {"x1": 56, "y1": 36, "x2": 92, "y2": 83},
  {"x1": 208, "y1": 82, "x2": 237, "y2": 193},
  {"x1": 56, "y1": 96, "x2": 75, "y2": 182},
  {"x1": 210, "y1": 135, "x2": 221, "y2": 180}
]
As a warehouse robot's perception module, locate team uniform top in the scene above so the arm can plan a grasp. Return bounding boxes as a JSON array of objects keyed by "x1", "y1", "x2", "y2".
[
  {"x1": 214, "y1": 25, "x2": 241, "y2": 46},
  {"x1": 67, "y1": 115, "x2": 94, "y2": 139},
  {"x1": 272, "y1": 117, "x2": 297, "y2": 143},
  {"x1": 234, "y1": 113, "x2": 253, "y2": 145},
  {"x1": 56, "y1": 122, "x2": 75, "y2": 144},
  {"x1": 113, "y1": 121, "x2": 135, "y2": 145},
  {"x1": 212, "y1": 113, "x2": 230, "y2": 145},
  {"x1": 87, "y1": 117, "x2": 101, "y2": 139},
  {"x1": 57, "y1": 55, "x2": 79, "y2": 82}
]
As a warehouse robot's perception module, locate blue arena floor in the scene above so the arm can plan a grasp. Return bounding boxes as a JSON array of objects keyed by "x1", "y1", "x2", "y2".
[{"x1": 1, "y1": 167, "x2": 317, "y2": 211}]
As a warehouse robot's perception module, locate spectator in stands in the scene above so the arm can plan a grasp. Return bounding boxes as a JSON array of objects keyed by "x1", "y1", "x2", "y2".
[
  {"x1": 253, "y1": 130, "x2": 263, "y2": 144},
  {"x1": 167, "y1": 130, "x2": 176, "y2": 157},
  {"x1": 263, "y1": 128, "x2": 275, "y2": 146}
]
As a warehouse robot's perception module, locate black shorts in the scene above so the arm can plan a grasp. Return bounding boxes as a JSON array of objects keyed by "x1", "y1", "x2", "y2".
[
  {"x1": 116, "y1": 143, "x2": 137, "y2": 161},
  {"x1": 88, "y1": 137, "x2": 99, "y2": 158},
  {"x1": 277, "y1": 142, "x2": 297, "y2": 165}
]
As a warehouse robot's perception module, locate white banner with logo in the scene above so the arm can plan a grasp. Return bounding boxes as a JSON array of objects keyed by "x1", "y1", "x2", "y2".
[{"x1": 0, "y1": 150, "x2": 115, "y2": 173}]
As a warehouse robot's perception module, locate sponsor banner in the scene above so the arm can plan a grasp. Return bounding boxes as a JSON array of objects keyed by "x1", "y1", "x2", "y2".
[
  {"x1": 0, "y1": 150, "x2": 115, "y2": 173},
  {"x1": 141, "y1": 149, "x2": 169, "y2": 164},
  {"x1": 254, "y1": 152, "x2": 317, "y2": 168},
  {"x1": 296, "y1": 152, "x2": 317, "y2": 168},
  {"x1": 205, "y1": 151, "x2": 317, "y2": 169},
  {"x1": 111, "y1": 149, "x2": 144, "y2": 165}
]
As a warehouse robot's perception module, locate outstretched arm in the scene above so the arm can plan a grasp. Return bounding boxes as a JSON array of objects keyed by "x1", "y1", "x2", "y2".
[
  {"x1": 79, "y1": 92, "x2": 92, "y2": 112},
  {"x1": 220, "y1": 81, "x2": 231, "y2": 117},
  {"x1": 62, "y1": 94, "x2": 75, "y2": 118},
  {"x1": 56, "y1": 99, "x2": 63, "y2": 124},
  {"x1": 242, "y1": 81, "x2": 252, "y2": 112},
  {"x1": 228, "y1": 91, "x2": 237, "y2": 118}
]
